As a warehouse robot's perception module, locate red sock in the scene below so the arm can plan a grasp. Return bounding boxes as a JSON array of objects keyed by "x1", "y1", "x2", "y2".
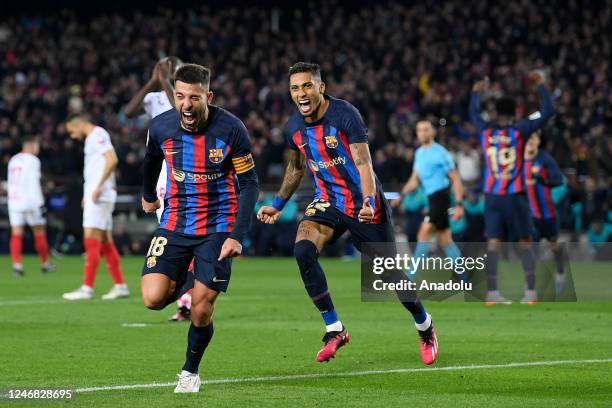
[
  {"x1": 10, "y1": 235, "x2": 23, "y2": 265},
  {"x1": 34, "y1": 232, "x2": 49, "y2": 264},
  {"x1": 83, "y1": 238, "x2": 102, "y2": 287},
  {"x1": 101, "y1": 242, "x2": 124, "y2": 284}
]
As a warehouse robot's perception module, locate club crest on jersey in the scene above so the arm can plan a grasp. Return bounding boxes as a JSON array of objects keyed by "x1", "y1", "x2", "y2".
[
  {"x1": 209, "y1": 148, "x2": 224, "y2": 164},
  {"x1": 172, "y1": 168, "x2": 186, "y2": 182},
  {"x1": 325, "y1": 135, "x2": 338, "y2": 148},
  {"x1": 147, "y1": 256, "x2": 157, "y2": 268}
]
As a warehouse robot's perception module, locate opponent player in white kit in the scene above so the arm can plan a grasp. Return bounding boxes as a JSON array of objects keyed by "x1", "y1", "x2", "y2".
[
  {"x1": 124, "y1": 56, "x2": 192, "y2": 321},
  {"x1": 7, "y1": 136, "x2": 55, "y2": 276},
  {"x1": 62, "y1": 114, "x2": 129, "y2": 300}
]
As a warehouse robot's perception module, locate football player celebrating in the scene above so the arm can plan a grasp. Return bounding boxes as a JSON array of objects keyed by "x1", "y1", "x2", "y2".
[
  {"x1": 7, "y1": 135, "x2": 55, "y2": 276},
  {"x1": 470, "y1": 71, "x2": 554, "y2": 304},
  {"x1": 124, "y1": 56, "x2": 193, "y2": 322},
  {"x1": 140, "y1": 64, "x2": 259, "y2": 393},
  {"x1": 524, "y1": 131, "x2": 566, "y2": 293},
  {"x1": 63, "y1": 114, "x2": 128, "y2": 300},
  {"x1": 258, "y1": 62, "x2": 439, "y2": 365}
]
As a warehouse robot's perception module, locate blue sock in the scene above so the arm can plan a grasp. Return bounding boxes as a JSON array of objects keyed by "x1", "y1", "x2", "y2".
[
  {"x1": 408, "y1": 241, "x2": 430, "y2": 275},
  {"x1": 322, "y1": 308, "x2": 339, "y2": 325},
  {"x1": 519, "y1": 247, "x2": 536, "y2": 290},
  {"x1": 401, "y1": 300, "x2": 428, "y2": 324},
  {"x1": 295, "y1": 240, "x2": 339, "y2": 326},
  {"x1": 182, "y1": 322, "x2": 214, "y2": 373},
  {"x1": 486, "y1": 250, "x2": 499, "y2": 290}
]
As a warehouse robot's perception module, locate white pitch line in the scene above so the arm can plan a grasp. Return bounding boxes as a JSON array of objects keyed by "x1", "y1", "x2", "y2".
[{"x1": 75, "y1": 358, "x2": 612, "y2": 393}]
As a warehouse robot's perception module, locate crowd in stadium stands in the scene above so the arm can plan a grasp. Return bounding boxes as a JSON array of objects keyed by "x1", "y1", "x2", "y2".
[{"x1": 0, "y1": 1, "x2": 611, "y2": 254}]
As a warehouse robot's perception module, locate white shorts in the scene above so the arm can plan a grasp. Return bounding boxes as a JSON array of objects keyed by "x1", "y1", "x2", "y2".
[
  {"x1": 155, "y1": 161, "x2": 167, "y2": 223},
  {"x1": 83, "y1": 200, "x2": 115, "y2": 231},
  {"x1": 9, "y1": 207, "x2": 46, "y2": 227}
]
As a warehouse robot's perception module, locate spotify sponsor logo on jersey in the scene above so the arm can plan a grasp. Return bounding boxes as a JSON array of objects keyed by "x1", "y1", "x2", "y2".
[
  {"x1": 309, "y1": 156, "x2": 347, "y2": 172},
  {"x1": 172, "y1": 168, "x2": 224, "y2": 182}
]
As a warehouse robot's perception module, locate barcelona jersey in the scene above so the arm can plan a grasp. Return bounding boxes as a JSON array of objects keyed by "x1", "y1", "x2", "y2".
[
  {"x1": 284, "y1": 95, "x2": 387, "y2": 224},
  {"x1": 469, "y1": 84, "x2": 554, "y2": 195},
  {"x1": 146, "y1": 106, "x2": 255, "y2": 236},
  {"x1": 524, "y1": 150, "x2": 563, "y2": 220}
]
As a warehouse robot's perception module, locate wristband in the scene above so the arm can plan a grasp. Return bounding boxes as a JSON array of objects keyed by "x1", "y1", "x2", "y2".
[{"x1": 272, "y1": 195, "x2": 288, "y2": 211}]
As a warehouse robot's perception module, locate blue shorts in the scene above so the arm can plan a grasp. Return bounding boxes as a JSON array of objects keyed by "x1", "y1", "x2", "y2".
[
  {"x1": 301, "y1": 199, "x2": 395, "y2": 246},
  {"x1": 141, "y1": 228, "x2": 232, "y2": 292},
  {"x1": 484, "y1": 193, "x2": 534, "y2": 241},
  {"x1": 533, "y1": 217, "x2": 559, "y2": 241}
]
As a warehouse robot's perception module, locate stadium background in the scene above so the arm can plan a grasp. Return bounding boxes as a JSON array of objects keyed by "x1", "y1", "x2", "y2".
[{"x1": 0, "y1": 0, "x2": 610, "y2": 257}]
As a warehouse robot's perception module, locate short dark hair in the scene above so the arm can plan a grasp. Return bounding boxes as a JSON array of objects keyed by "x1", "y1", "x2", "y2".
[
  {"x1": 288, "y1": 62, "x2": 322, "y2": 82},
  {"x1": 22, "y1": 135, "x2": 39, "y2": 144},
  {"x1": 495, "y1": 97, "x2": 516, "y2": 117},
  {"x1": 174, "y1": 63, "x2": 211, "y2": 88},
  {"x1": 66, "y1": 112, "x2": 91, "y2": 123}
]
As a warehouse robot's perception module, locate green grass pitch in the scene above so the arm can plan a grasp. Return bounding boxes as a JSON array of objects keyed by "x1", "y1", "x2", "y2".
[{"x1": 0, "y1": 255, "x2": 611, "y2": 407}]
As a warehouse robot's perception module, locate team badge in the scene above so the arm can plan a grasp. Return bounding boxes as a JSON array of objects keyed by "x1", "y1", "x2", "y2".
[
  {"x1": 172, "y1": 168, "x2": 185, "y2": 182},
  {"x1": 147, "y1": 256, "x2": 157, "y2": 268},
  {"x1": 325, "y1": 135, "x2": 338, "y2": 148},
  {"x1": 305, "y1": 208, "x2": 316, "y2": 216},
  {"x1": 209, "y1": 148, "x2": 224, "y2": 164}
]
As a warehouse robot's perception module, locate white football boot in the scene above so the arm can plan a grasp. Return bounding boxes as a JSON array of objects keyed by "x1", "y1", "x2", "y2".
[
  {"x1": 62, "y1": 285, "x2": 94, "y2": 300},
  {"x1": 174, "y1": 371, "x2": 201, "y2": 393},
  {"x1": 101, "y1": 284, "x2": 130, "y2": 300}
]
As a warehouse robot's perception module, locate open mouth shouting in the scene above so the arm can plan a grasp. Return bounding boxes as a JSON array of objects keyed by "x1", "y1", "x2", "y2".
[
  {"x1": 298, "y1": 99, "x2": 313, "y2": 115},
  {"x1": 181, "y1": 110, "x2": 197, "y2": 129}
]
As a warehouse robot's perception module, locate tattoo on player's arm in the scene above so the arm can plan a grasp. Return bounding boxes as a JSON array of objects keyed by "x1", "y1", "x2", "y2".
[
  {"x1": 350, "y1": 143, "x2": 376, "y2": 197},
  {"x1": 278, "y1": 150, "x2": 306, "y2": 200}
]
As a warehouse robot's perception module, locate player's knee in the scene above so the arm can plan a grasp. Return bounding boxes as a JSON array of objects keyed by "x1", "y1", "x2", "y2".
[
  {"x1": 294, "y1": 240, "x2": 318, "y2": 271},
  {"x1": 191, "y1": 301, "x2": 214, "y2": 326},
  {"x1": 141, "y1": 291, "x2": 166, "y2": 310}
]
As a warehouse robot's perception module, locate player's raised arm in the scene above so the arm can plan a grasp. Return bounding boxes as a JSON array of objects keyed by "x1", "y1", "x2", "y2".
[
  {"x1": 469, "y1": 80, "x2": 488, "y2": 133},
  {"x1": 349, "y1": 142, "x2": 377, "y2": 223},
  {"x1": 124, "y1": 63, "x2": 161, "y2": 118},
  {"x1": 158, "y1": 57, "x2": 180, "y2": 108},
  {"x1": 142, "y1": 130, "x2": 164, "y2": 213},
  {"x1": 516, "y1": 71, "x2": 555, "y2": 135},
  {"x1": 257, "y1": 149, "x2": 306, "y2": 225}
]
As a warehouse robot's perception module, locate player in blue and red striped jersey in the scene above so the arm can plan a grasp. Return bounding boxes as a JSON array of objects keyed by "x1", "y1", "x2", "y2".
[
  {"x1": 524, "y1": 131, "x2": 567, "y2": 292},
  {"x1": 140, "y1": 64, "x2": 259, "y2": 393},
  {"x1": 470, "y1": 71, "x2": 555, "y2": 304},
  {"x1": 258, "y1": 62, "x2": 438, "y2": 365}
]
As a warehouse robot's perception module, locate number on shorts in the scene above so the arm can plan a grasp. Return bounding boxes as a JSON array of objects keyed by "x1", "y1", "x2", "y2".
[{"x1": 147, "y1": 236, "x2": 168, "y2": 256}]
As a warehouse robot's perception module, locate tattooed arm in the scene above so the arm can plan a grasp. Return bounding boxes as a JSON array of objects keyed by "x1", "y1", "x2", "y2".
[{"x1": 349, "y1": 142, "x2": 377, "y2": 223}]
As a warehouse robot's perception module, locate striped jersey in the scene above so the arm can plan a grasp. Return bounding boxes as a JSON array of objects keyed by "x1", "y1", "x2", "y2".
[
  {"x1": 469, "y1": 84, "x2": 554, "y2": 195},
  {"x1": 284, "y1": 95, "x2": 388, "y2": 223},
  {"x1": 146, "y1": 106, "x2": 255, "y2": 235},
  {"x1": 524, "y1": 150, "x2": 563, "y2": 220}
]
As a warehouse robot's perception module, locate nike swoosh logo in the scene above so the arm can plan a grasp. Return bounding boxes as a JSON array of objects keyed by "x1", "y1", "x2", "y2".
[
  {"x1": 165, "y1": 150, "x2": 179, "y2": 155},
  {"x1": 212, "y1": 277, "x2": 228, "y2": 283},
  {"x1": 298, "y1": 143, "x2": 308, "y2": 148}
]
